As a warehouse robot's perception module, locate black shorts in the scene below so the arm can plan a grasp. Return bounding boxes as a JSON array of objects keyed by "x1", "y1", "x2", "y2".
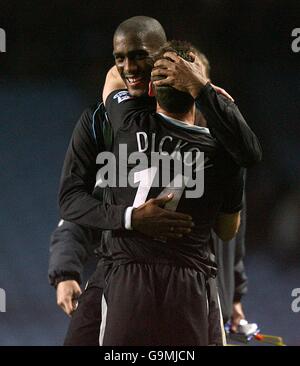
[
  {"x1": 63, "y1": 262, "x2": 107, "y2": 346},
  {"x1": 100, "y1": 262, "x2": 224, "y2": 346},
  {"x1": 63, "y1": 284, "x2": 102, "y2": 346}
]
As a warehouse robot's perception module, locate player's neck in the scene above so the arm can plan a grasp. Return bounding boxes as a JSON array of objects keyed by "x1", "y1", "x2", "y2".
[{"x1": 156, "y1": 104, "x2": 195, "y2": 125}]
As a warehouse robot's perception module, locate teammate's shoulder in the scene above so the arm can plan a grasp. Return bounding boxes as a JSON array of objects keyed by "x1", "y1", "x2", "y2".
[
  {"x1": 106, "y1": 89, "x2": 153, "y2": 107},
  {"x1": 106, "y1": 89, "x2": 134, "y2": 107}
]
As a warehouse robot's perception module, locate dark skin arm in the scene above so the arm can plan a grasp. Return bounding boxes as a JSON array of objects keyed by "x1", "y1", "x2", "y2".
[
  {"x1": 151, "y1": 51, "x2": 208, "y2": 98},
  {"x1": 131, "y1": 194, "x2": 194, "y2": 239}
]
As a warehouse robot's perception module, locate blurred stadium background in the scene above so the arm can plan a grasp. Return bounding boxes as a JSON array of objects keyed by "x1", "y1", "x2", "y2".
[{"x1": 0, "y1": 0, "x2": 299, "y2": 345}]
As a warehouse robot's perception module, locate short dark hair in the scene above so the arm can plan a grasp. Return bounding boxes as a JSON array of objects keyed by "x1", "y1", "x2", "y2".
[
  {"x1": 114, "y1": 16, "x2": 167, "y2": 48},
  {"x1": 152, "y1": 40, "x2": 198, "y2": 114}
]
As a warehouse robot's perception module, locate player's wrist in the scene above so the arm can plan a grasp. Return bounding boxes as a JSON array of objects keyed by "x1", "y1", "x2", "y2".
[
  {"x1": 52, "y1": 273, "x2": 81, "y2": 289},
  {"x1": 233, "y1": 293, "x2": 243, "y2": 303},
  {"x1": 190, "y1": 79, "x2": 210, "y2": 99},
  {"x1": 130, "y1": 207, "x2": 141, "y2": 230}
]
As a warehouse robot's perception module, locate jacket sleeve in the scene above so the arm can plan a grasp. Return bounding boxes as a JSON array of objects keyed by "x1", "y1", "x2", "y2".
[
  {"x1": 58, "y1": 106, "x2": 128, "y2": 230},
  {"x1": 48, "y1": 219, "x2": 101, "y2": 287},
  {"x1": 195, "y1": 83, "x2": 262, "y2": 167},
  {"x1": 233, "y1": 193, "x2": 248, "y2": 302}
]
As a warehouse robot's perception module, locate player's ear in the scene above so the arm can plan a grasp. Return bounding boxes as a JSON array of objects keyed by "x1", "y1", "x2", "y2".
[{"x1": 148, "y1": 81, "x2": 155, "y2": 97}]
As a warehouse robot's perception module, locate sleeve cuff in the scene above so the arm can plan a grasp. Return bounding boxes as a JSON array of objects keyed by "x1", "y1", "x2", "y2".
[
  {"x1": 221, "y1": 202, "x2": 243, "y2": 214},
  {"x1": 49, "y1": 272, "x2": 81, "y2": 288},
  {"x1": 124, "y1": 206, "x2": 134, "y2": 230},
  {"x1": 233, "y1": 293, "x2": 244, "y2": 303}
]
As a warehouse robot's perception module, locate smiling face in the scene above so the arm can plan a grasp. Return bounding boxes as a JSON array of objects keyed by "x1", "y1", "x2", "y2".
[{"x1": 113, "y1": 32, "x2": 157, "y2": 97}]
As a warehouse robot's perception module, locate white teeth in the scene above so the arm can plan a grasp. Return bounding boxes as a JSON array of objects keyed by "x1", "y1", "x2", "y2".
[{"x1": 127, "y1": 77, "x2": 142, "y2": 83}]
